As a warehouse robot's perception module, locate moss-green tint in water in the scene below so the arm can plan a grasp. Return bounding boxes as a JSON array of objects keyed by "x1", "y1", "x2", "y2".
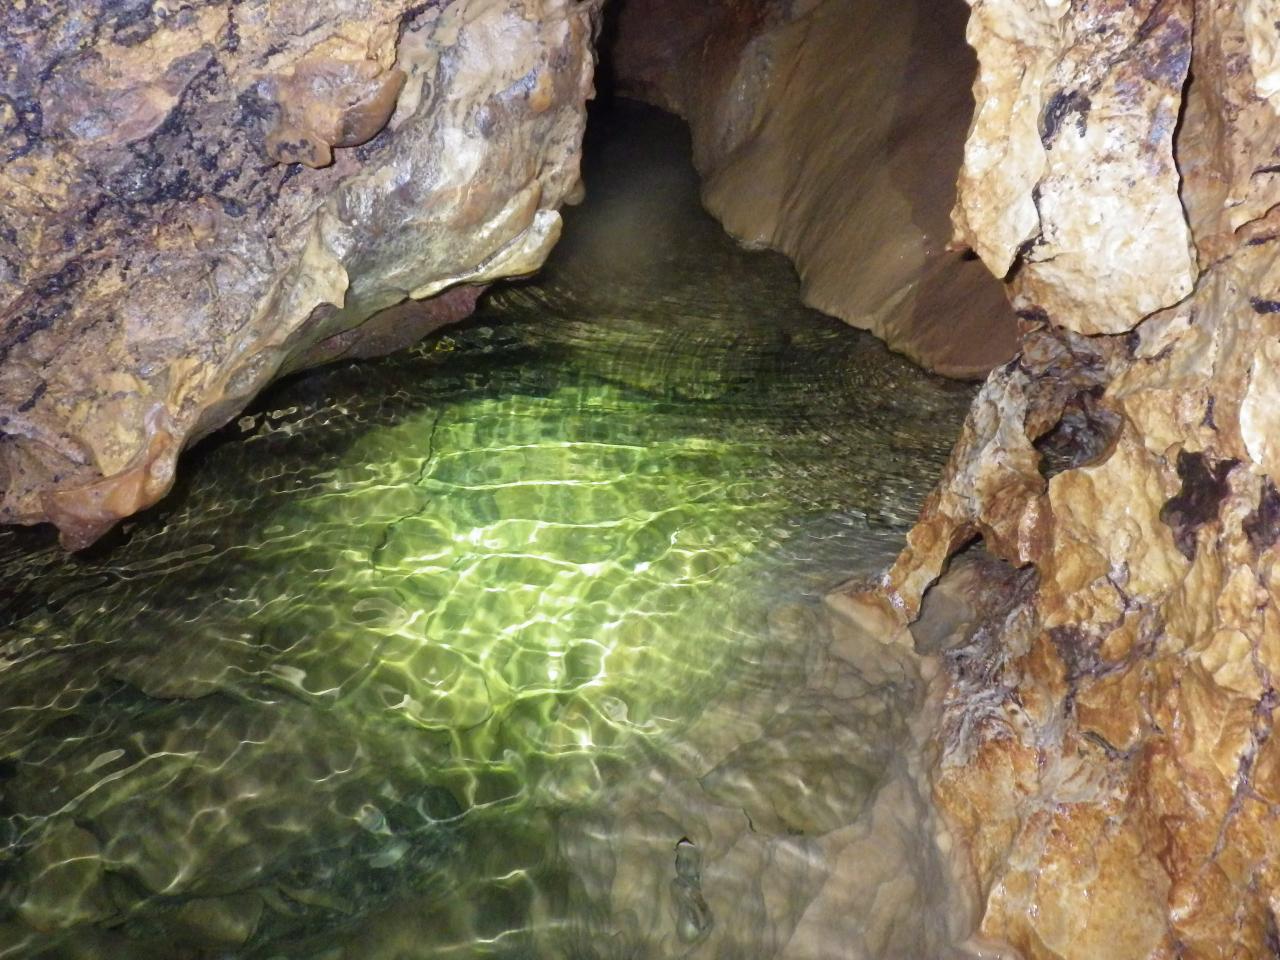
[{"x1": 0, "y1": 103, "x2": 973, "y2": 957}]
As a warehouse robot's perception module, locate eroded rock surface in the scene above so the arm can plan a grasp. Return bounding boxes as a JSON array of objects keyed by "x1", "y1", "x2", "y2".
[
  {"x1": 0, "y1": 0, "x2": 597, "y2": 548},
  {"x1": 835, "y1": 2, "x2": 1280, "y2": 957},
  {"x1": 608, "y1": 0, "x2": 1018, "y2": 378}
]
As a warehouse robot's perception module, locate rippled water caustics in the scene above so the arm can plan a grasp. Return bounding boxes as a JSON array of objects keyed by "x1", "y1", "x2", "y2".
[{"x1": 0, "y1": 103, "x2": 975, "y2": 958}]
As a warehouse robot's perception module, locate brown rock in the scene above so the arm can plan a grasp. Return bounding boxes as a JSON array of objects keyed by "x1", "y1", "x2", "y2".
[{"x1": 0, "y1": 0, "x2": 599, "y2": 548}]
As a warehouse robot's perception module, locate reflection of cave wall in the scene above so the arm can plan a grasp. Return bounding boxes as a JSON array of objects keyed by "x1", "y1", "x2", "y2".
[{"x1": 605, "y1": 0, "x2": 1017, "y2": 378}]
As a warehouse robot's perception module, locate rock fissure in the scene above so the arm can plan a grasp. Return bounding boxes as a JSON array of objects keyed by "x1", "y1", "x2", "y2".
[{"x1": 608, "y1": 0, "x2": 1019, "y2": 378}]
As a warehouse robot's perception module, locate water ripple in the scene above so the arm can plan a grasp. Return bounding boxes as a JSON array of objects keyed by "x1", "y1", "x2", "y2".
[{"x1": 0, "y1": 103, "x2": 973, "y2": 958}]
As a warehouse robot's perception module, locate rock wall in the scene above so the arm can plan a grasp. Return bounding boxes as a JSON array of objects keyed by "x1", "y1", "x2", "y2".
[
  {"x1": 836, "y1": 2, "x2": 1280, "y2": 957},
  {"x1": 608, "y1": 0, "x2": 1018, "y2": 378},
  {"x1": 0, "y1": 0, "x2": 598, "y2": 548}
]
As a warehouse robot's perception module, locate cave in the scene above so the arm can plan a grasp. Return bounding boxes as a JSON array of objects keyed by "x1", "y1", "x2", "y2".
[{"x1": 1, "y1": 0, "x2": 1277, "y2": 958}]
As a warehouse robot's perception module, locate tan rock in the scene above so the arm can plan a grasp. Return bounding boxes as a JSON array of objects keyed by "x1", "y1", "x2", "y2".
[
  {"x1": 1038, "y1": 427, "x2": 1187, "y2": 630},
  {"x1": 984, "y1": 800, "x2": 1173, "y2": 960},
  {"x1": 611, "y1": 0, "x2": 1017, "y2": 377},
  {"x1": 955, "y1": 0, "x2": 1198, "y2": 334},
  {"x1": 1241, "y1": 337, "x2": 1280, "y2": 477},
  {"x1": 865, "y1": 322, "x2": 1118, "y2": 624},
  {"x1": 1075, "y1": 664, "x2": 1150, "y2": 754},
  {"x1": 874, "y1": 0, "x2": 1280, "y2": 955},
  {"x1": 951, "y1": 0, "x2": 1058, "y2": 278}
]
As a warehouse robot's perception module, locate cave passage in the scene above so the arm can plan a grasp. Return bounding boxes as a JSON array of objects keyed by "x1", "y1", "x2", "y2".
[{"x1": 0, "y1": 102, "x2": 974, "y2": 958}]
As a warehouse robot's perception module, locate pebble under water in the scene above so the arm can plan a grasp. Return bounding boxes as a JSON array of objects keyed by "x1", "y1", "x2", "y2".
[{"x1": 0, "y1": 102, "x2": 976, "y2": 959}]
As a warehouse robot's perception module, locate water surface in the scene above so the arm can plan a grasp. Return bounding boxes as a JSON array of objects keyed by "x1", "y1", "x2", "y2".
[{"x1": 0, "y1": 103, "x2": 974, "y2": 959}]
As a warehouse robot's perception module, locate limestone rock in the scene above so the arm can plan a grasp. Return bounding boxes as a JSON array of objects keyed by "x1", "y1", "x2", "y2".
[
  {"x1": 0, "y1": 0, "x2": 599, "y2": 548},
  {"x1": 954, "y1": 0, "x2": 1197, "y2": 333},
  {"x1": 609, "y1": 0, "x2": 1017, "y2": 378},
  {"x1": 868, "y1": 1, "x2": 1280, "y2": 956},
  {"x1": 852, "y1": 322, "x2": 1119, "y2": 626}
]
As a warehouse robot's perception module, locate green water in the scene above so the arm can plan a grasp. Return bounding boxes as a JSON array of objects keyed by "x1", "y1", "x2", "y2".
[{"x1": 0, "y1": 103, "x2": 973, "y2": 958}]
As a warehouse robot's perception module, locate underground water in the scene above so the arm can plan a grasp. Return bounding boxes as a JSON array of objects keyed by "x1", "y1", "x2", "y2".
[{"x1": 0, "y1": 103, "x2": 974, "y2": 958}]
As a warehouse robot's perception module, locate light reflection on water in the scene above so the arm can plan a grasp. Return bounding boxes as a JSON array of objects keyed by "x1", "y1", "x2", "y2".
[{"x1": 0, "y1": 102, "x2": 974, "y2": 958}]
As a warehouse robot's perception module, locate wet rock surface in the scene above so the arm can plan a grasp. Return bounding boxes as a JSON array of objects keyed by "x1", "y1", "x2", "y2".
[
  {"x1": 607, "y1": 0, "x2": 1017, "y2": 378},
  {"x1": 0, "y1": 0, "x2": 597, "y2": 549},
  {"x1": 835, "y1": 2, "x2": 1280, "y2": 956}
]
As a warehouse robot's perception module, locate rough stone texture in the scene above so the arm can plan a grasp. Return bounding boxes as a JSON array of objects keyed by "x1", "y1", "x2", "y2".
[
  {"x1": 0, "y1": 0, "x2": 598, "y2": 548},
  {"x1": 954, "y1": 0, "x2": 1198, "y2": 329},
  {"x1": 608, "y1": 0, "x2": 1017, "y2": 379},
  {"x1": 831, "y1": 1, "x2": 1280, "y2": 957}
]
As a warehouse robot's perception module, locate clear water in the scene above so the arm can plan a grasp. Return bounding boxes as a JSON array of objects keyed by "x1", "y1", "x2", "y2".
[{"x1": 0, "y1": 103, "x2": 974, "y2": 958}]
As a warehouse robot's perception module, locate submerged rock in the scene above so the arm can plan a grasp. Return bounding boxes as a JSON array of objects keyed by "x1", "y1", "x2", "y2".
[
  {"x1": 0, "y1": 0, "x2": 598, "y2": 548},
  {"x1": 670, "y1": 838, "x2": 712, "y2": 944},
  {"x1": 14, "y1": 820, "x2": 114, "y2": 932},
  {"x1": 171, "y1": 892, "x2": 264, "y2": 948}
]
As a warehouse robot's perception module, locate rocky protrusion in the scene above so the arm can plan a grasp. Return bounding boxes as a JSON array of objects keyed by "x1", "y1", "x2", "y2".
[
  {"x1": 0, "y1": 0, "x2": 599, "y2": 548},
  {"x1": 858, "y1": 1, "x2": 1280, "y2": 956},
  {"x1": 264, "y1": 44, "x2": 408, "y2": 168}
]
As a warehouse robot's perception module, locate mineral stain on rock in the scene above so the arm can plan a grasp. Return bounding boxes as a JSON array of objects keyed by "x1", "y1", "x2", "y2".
[
  {"x1": 1245, "y1": 477, "x2": 1280, "y2": 553},
  {"x1": 1159, "y1": 449, "x2": 1238, "y2": 560},
  {"x1": 1039, "y1": 88, "x2": 1092, "y2": 147},
  {"x1": 0, "y1": 0, "x2": 599, "y2": 548}
]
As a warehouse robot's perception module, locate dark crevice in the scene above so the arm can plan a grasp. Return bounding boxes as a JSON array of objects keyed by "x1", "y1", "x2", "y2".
[{"x1": 1160, "y1": 449, "x2": 1238, "y2": 560}]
